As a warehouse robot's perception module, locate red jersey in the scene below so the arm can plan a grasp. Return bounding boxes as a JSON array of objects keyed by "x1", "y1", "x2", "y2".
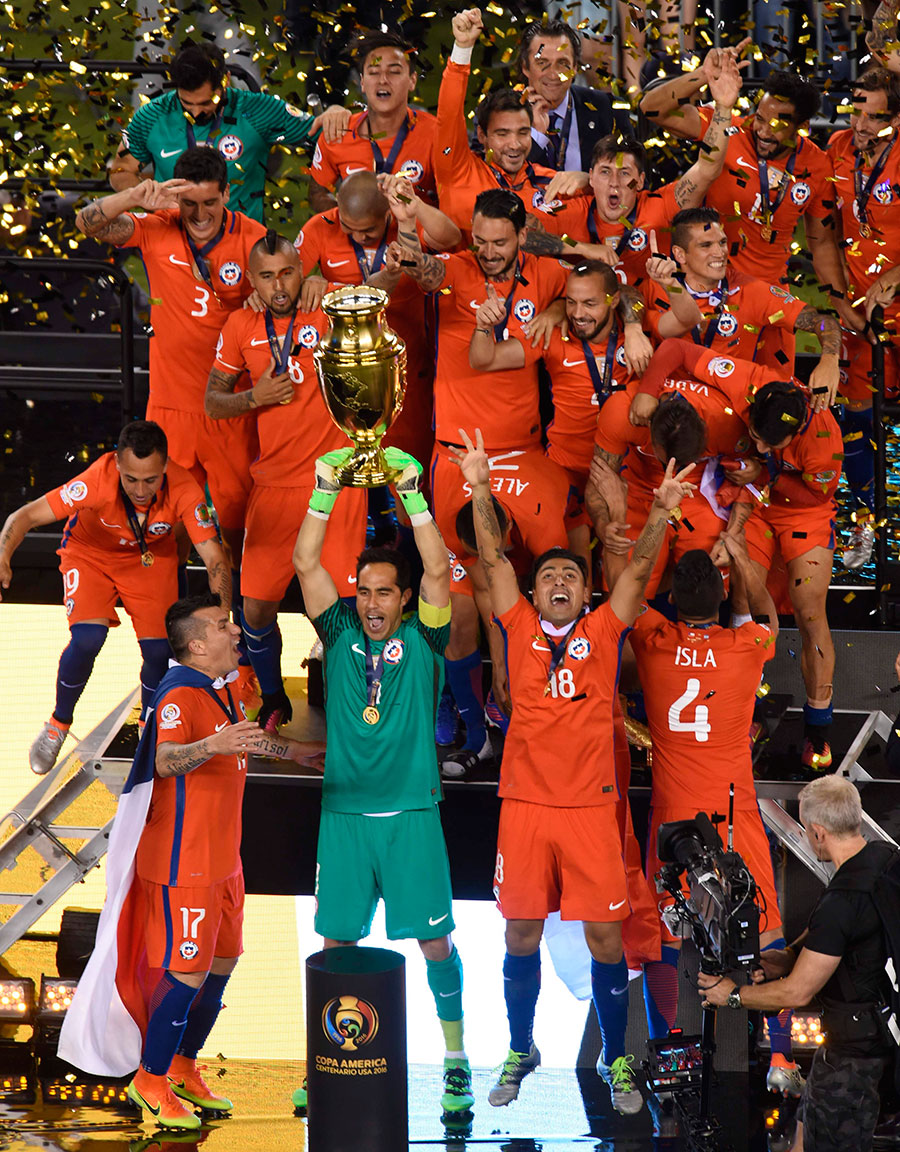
[
  {"x1": 696, "y1": 107, "x2": 834, "y2": 282},
  {"x1": 136, "y1": 674, "x2": 255, "y2": 885},
  {"x1": 594, "y1": 377, "x2": 751, "y2": 501},
  {"x1": 829, "y1": 128, "x2": 900, "y2": 328},
  {"x1": 688, "y1": 349, "x2": 842, "y2": 509},
  {"x1": 311, "y1": 107, "x2": 438, "y2": 202},
  {"x1": 434, "y1": 61, "x2": 586, "y2": 241},
  {"x1": 542, "y1": 324, "x2": 636, "y2": 473},
  {"x1": 214, "y1": 306, "x2": 348, "y2": 487},
  {"x1": 644, "y1": 270, "x2": 806, "y2": 360},
  {"x1": 118, "y1": 208, "x2": 265, "y2": 413},
  {"x1": 432, "y1": 250, "x2": 567, "y2": 450},
  {"x1": 45, "y1": 453, "x2": 217, "y2": 563},
  {"x1": 496, "y1": 595, "x2": 630, "y2": 807},
  {"x1": 294, "y1": 208, "x2": 434, "y2": 386},
  {"x1": 563, "y1": 184, "x2": 678, "y2": 286},
  {"x1": 630, "y1": 607, "x2": 774, "y2": 811}
]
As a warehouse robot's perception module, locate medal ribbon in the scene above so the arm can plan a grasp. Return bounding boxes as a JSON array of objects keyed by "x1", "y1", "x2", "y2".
[
  {"x1": 364, "y1": 636, "x2": 386, "y2": 714},
  {"x1": 854, "y1": 135, "x2": 896, "y2": 233},
  {"x1": 580, "y1": 318, "x2": 620, "y2": 406},
  {"x1": 119, "y1": 481, "x2": 159, "y2": 564},
  {"x1": 491, "y1": 256, "x2": 525, "y2": 342},
  {"x1": 542, "y1": 620, "x2": 580, "y2": 693},
  {"x1": 683, "y1": 275, "x2": 731, "y2": 347},
  {"x1": 757, "y1": 149, "x2": 797, "y2": 233},
  {"x1": 362, "y1": 111, "x2": 412, "y2": 174},
  {"x1": 265, "y1": 308, "x2": 297, "y2": 375},
  {"x1": 182, "y1": 212, "x2": 229, "y2": 289},
  {"x1": 185, "y1": 92, "x2": 227, "y2": 150},
  {"x1": 586, "y1": 198, "x2": 637, "y2": 256},
  {"x1": 546, "y1": 96, "x2": 574, "y2": 170},
  {"x1": 489, "y1": 161, "x2": 551, "y2": 193},
  {"x1": 349, "y1": 232, "x2": 389, "y2": 280}
]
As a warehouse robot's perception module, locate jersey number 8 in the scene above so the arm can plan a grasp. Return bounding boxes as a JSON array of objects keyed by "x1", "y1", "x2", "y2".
[{"x1": 667, "y1": 678, "x2": 711, "y2": 743}]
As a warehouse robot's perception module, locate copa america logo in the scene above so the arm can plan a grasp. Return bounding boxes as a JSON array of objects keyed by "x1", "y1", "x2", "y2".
[
  {"x1": 217, "y1": 134, "x2": 244, "y2": 161},
  {"x1": 219, "y1": 261, "x2": 243, "y2": 287},
  {"x1": 709, "y1": 356, "x2": 736, "y2": 378},
  {"x1": 65, "y1": 481, "x2": 88, "y2": 503},
  {"x1": 322, "y1": 995, "x2": 380, "y2": 1051},
  {"x1": 159, "y1": 703, "x2": 181, "y2": 724}
]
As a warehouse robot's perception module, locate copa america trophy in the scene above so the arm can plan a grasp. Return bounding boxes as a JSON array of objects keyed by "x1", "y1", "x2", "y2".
[{"x1": 313, "y1": 285, "x2": 407, "y2": 487}]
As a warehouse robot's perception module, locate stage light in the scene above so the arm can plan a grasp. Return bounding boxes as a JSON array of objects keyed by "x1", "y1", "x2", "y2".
[
  {"x1": 42, "y1": 1076, "x2": 130, "y2": 1106},
  {"x1": 0, "y1": 979, "x2": 34, "y2": 1023},
  {"x1": 37, "y1": 978, "x2": 77, "y2": 1020},
  {"x1": 760, "y1": 1012, "x2": 824, "y2": 1048}
]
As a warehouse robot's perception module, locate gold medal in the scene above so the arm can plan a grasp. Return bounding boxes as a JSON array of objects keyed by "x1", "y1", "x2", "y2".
[
  {"x1": 860, "y1": 221, "x2": 872, "y2": 239},
  {"x1": 363, "y1": 705, "x2": 380, "y2": 724},
  {"x1": 760, "y1": 222, "x2": 773, "y2": 242},
  {"x1": 141, "y1": 552, "x2": 154, "y2": 568}
]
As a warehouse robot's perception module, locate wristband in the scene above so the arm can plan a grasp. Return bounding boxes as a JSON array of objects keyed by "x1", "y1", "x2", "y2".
[
  {"x1": 309, "y1": 489, "x2": 338, "y2": 518},
  {"x1": 396, "y1": 488, "x2": 429, "y2": 517},
  {"x1": 408, "y1": 509, "x2": 433, "y2": 527},
  {"x1": 450, "y1": 44, "x2": 473, "y2": 65}
]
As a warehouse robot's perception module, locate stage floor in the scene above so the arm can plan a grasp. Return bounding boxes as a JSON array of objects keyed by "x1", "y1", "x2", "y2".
[{"x1": 0, "y1": 1059, "x2": 784, "y2": 1151}]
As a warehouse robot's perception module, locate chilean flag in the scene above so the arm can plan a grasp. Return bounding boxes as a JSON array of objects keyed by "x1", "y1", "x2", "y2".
[{"x1": 58, "y1": 665, "x2": 218, "y2": 1076}]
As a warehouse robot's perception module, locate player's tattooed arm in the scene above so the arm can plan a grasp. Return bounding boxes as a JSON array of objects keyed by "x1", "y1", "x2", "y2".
[
  {"x1": 521, "y1": 221, "x2": 566, "y2": 258},
  {"x1": 795, "y1": 306, "x2": 841, "y2": 409},
  {"x1": 156, "y1": 738, "x2": 215, "y2": 776},
  {"x1": 584, "y1": 446, "x2": 625, "y2": 532},
  {"x1": 76, "y1": 200, "x2": 136, "y2": 244},
  {"x1": 195, "y1": 539, "x2": 232, "y2": 606},
  {"x1": 205, "y1": 366, "x2": 252, "y2": 418},
  {"x1": 794, "y1": 306, "x2": 840, "y2": 356},
  {"x1": 618, "y1": 285, "x2": 644, "y2": 326}
]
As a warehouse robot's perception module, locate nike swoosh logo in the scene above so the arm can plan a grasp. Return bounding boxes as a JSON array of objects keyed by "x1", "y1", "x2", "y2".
[
  {"x1": 608, "y1": 898, "x2": 627, "y2": 911},
  {"x1": 438, "y1": 990, "x2": 456, "y2": 997},
  {"x1": 563, "y1": 358, "x2": 585, "y2": 367},
  {"x1": 168, "y1": 254, "x2": 191, "y2": 267},
  {"x1": 428, "y1": 914, "x2": 449, "y2": 926},
  {"x1": 348, "y1": 576, "x2": 357, "y2": 584},
  {"x1": 531, "y1": 640, "x2": 551, "y2": 652},
  {"x1": 352, "y1": 643, "x2": 366, "y2": 655},
  {"x1": 99, "y1": 518, "x2": 122, "y2": 528},
  {"x1": 326, "y1": 259, "x2": 351, "y2": 268},
  {"x1": 734, "y1": 157, "x2": 756, "y2": 170},
  {"x1": 250, "y1": 338, "x2": 272, "y2": 346},
  {"x1": 345, "y1": 165, "x2": 368, "y2": 175},
  {"x1": 469, "y1": 299, "x2": 484, "y2": 310},
  {"x1": 161, "y1": 148, "x2": 183, "y2": 158},
  {"x1": 215, "y1": 721, "x2": 228, "y2": 732}
]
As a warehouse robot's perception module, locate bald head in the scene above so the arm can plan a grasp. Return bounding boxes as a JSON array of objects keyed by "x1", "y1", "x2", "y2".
[
  {"x1": 249, "y1": 230, "x2": 297, "y2": 271},
  {"x1": 337, "y1": 171, "x2": 390, "y2": 219}
]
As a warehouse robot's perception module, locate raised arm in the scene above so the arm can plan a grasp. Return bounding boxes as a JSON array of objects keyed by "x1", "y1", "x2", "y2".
[
  {"x1": 450, "y1": 429, "x2": 519, "y2": 618},
  {"x1": 156, "y1": 719, "x2": 325, "y2": 777},
  {"x1": 75, "y1": 179, "x2": 189, "y2": 245},
  {"x1": 108, "y1": 139, "x2": 148, "y2": 192},
  {"x1": 0, "y1": 496, "x2": 58, "y2": 601},
  {"x1": 793, "y1": 305, "x2": 841, "y2": 411},
  {"x1": 292, "y1": 451, "x2": 350, "y2": 619},
  {"x1": 383, "y1": 447, "x2": 450, "y2": 609},
  {"x1": 723, "y1": 533, "x2": 778, "y2": 640},
  {"x1": 609, "y1": 459, "x2": 694, "y2": 624},
  {"x1": 193, "y1": 538, "x2": 232, "y2": 608},
  {"x1": 673, "y1": 54, "x2": 741, "y2": 209},
  {"x1": 435, "y1": 9, "x2": 485, "y2": 186},
  {"x1": 639, "y1": 39, "x2": 749, "y2": 138}
]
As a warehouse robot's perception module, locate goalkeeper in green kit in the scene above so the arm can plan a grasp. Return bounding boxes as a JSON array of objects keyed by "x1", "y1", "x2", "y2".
[{"x1": 292, "y1": 446, "x2": 474, "y2": 1118}]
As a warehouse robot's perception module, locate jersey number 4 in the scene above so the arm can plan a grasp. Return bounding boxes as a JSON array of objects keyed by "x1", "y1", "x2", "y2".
[{"x1": 667, "y1": 678, "x2": 711, "y2": 742}]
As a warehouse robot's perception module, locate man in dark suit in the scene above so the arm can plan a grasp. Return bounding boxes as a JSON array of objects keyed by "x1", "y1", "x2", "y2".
[{"x1": 518, "y1": 21, "x2": 633, "y2": 172}]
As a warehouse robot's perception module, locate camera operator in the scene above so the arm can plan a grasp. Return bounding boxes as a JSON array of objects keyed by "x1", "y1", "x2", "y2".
[{"x1": 698, "y1": 776, "x2": 896, "y2": 1152}]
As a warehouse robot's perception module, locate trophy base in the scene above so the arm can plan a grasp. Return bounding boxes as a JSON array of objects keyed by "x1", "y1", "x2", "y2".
[{"x1": 335, "y1": 446, "x2": 399, "y2": 489}]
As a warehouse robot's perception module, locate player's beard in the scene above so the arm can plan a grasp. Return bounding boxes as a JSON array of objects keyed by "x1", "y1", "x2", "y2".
[
  {"x1": 269, "y1": 291, "x2": 301, "y2": 317},
  {"x1": 571, "y1": 309, "x2": 612, "y2": 343},
  {"x1": 479, "y1": 252, "x2": 519, "y2": 283}
]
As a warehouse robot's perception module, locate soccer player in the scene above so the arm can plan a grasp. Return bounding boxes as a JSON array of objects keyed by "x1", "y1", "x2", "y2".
[
  {"x1": 295, "y1": 170, "x2": 461, "y2": 467},
  {"x1": 110, "y1": 39, "x2": 349, "y2": 222},
  {"x1": 629, "y1": 541, "x2": 803, "y2": 1096},
  {"x1": 470, "y1": 259, "x2": 636, "y2": 569},
  {"x1": 634, "y1": 339, "x2": 843, "y2": 770},
  {"x1": 76, "y1": 147, "x2": 265, "y2": 571},
  {"x1": 292, "y1": 448, "x2": 475, "y2": 1119},
  {"x1": 516, "y1": 20, "x2": 631, "y2": 171},
  {"x1": 0, "y1": 420, "x2": 229, "y2": 772},
  {"x1": 829, "y1": 66, "x2": 900, "y2": 569},
  {"x1": 58, "y1": 591, "x2": 324, "y2": 1127},
  {"x1": 640, "y1": 66, "x2": 862, "y2": 359},
  {"x1": 434, "y1": 8, "x2": 589, "y2": 245},
  {"x1": 308, "y1": 31, "x2": 438, "y2": 214},
  {"x1": 642, "y1": 207, "x2": 841, "y2": 405},
  {"x1": 206, "y1": 232, "x2": 367, "y2": 731},
  {"x1": 392, "y1": 188, "x2": 571, "y2": 772},
  {"x1": 456, "y1": 427, "x2": 692, "y2": 1114}
]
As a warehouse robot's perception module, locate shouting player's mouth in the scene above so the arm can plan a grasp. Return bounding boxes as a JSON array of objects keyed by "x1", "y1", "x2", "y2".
[{"x1": 365, "y1": 612, "x2": 388, "y2": 636}]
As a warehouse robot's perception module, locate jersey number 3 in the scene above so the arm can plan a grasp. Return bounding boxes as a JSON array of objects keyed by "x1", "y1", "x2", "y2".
[{"x1": 668, "y1": 678, "x2": 711, "y2": 742}]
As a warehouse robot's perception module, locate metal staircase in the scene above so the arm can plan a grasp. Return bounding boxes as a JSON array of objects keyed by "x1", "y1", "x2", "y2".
[{"x1": 0, "y1": 692, "x2": 137, "y2": 954}]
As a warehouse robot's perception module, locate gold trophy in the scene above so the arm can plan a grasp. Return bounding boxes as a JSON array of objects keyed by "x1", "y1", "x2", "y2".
[{"x1": 313, "y1": 285, "x2": 407, "y2": 487}]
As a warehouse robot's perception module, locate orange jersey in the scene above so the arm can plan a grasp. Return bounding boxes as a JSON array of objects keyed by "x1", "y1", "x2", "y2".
[
  {"x1": 136, "y1": 675, "x2": 255, "y2": 886},
  {"x1": 432, "y1": 251, "x2": 567, "y2": 450},
  {"x1": 214, "y1": 306, "x2": 348, "y2": 486},
  {"x1": 829, "y1": 127, "x2": 900, "y2": 332},
  {"x1": 543, "y1": 325, "x2": 636, "y2": 473},
  {"x1": 119, "y1": 208, "x2": 265, "y2": 413},
  {"x1": 434, "y1": 61, "x2": 586, "y2": 241},
  {"x1": 45, "y1": 453, "x2": 217, "y2": 563},
  {"x1": 563, "y1": 184, "x2": 678, "y2": 286},
  {"x1": 644, "y1": 270, "x2": 806, "y2": 359},
  {"x1": 311, "y1": 107, "x2": 438, "y2": 201},
  {"x1": 696, "y1": 107, "x2": 834, "y2": 282},
  {"x1": 689, "y1": 349, "x2": 842, "y2": 508},
  {"x1": 630, "y1": 607, "x2": 775, "y2": 811},
  {"x1": 495, "y1": 595, "x2": 630, "y2": 807},
  {"x1": 594, "y1": 376, "x2": 751, "y2": 501}
]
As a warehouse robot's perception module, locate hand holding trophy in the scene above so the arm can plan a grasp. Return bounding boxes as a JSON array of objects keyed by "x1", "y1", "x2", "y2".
[{"x1": 313, "y1": 286, "x2": 407, "y2": 487}]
